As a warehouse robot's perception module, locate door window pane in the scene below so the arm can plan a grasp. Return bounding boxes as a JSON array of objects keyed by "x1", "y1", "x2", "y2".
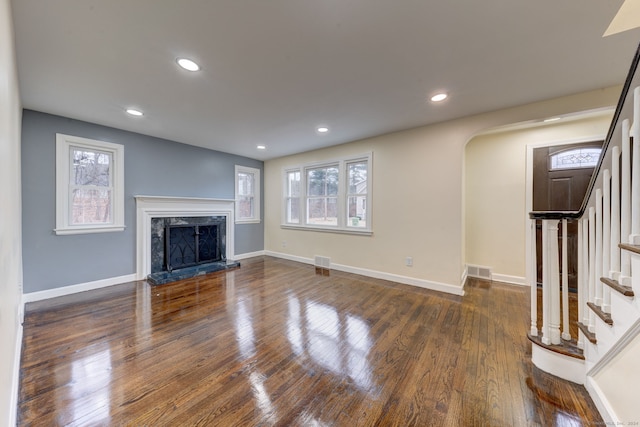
[{"x1": 550, "y1": 148, "x2": 602, "y2": 170}]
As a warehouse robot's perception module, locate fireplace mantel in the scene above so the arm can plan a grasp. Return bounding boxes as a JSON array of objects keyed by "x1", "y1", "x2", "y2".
[{"x1": 135, "y1": 196, "x2": 235, "y2": 280}]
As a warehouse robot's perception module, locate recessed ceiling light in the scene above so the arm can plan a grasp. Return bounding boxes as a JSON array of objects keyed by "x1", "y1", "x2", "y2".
[
  {"x1": 177, "y1": 58, "x2": 200, "y2": 72},
  {"x1": 126, "y1": 108, "x2": 143, "y2": 116},
  {"x1": 257, "y1": 145, "x2": 266, "y2": 150},
  {"x1": 544, "y1": 117, "x2": 561, "y2": 123},
  {"x1": 430, "y1": 93, "x2": 448, "y2": 102},
  {"x1": 317, "y1": 127, "x2": 329, "y2": 133}
]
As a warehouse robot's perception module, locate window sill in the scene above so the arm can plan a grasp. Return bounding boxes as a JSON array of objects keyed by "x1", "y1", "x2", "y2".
[
  {"x1": 281, "y1": 224, "x2": 373, "y2": 236},
  {"x1": 54, "y1": 225, "x2": 126, "y2": 235},
  {"x1": 235, "y1": 219, "x2": 262, "y2": 225}
]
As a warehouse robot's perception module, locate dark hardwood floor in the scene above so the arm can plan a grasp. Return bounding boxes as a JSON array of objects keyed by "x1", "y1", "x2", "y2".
[{"x1": 18, "y1": 256, "x2": 602, "y2": 426}]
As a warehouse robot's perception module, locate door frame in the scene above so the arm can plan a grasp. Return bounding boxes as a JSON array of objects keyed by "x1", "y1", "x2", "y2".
[{"x1": 524, "y1": 134, "x2": 606, "y2": 288}]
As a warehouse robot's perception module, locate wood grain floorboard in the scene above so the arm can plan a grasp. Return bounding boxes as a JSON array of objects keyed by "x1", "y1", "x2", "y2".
[{"x1": 19, "y1": 256, "x2": 602, "y2": 426}]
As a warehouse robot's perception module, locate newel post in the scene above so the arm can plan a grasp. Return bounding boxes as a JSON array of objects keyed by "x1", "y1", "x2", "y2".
[
  {"x1": 561, "y1": 219, "x2": 571, "y2": 341},
  {"x1": 542, "y1": 219, "x2": 561, "y2": 345},
  {"x1": 530, "y1": 218, "x2": 538, "y2": 336}
]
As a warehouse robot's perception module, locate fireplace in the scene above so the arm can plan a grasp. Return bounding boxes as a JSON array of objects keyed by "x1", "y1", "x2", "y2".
[
  {"x1": 135, "y1": 196, "x2": 239, "y2": 285},
  {"x1": 165, "y1": 223, "x2": 222, "y2": 272},
  {"x1": 151, "y1": 215, "x2": 227, "y2": 272}
]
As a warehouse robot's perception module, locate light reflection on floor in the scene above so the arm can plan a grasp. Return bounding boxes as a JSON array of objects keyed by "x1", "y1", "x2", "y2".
[
  {"x1": 235, "y1": 299, "x2": 256, "y2": 359},
  {"x1": 287, "y1": 295, "x2": 374, "y2": 392},
  {"x1": 231, "y1": 288, "x2": 377, "y2": 414},
  {"x1": 68, "y1": 346, "x2": 112, "y2": 425}
]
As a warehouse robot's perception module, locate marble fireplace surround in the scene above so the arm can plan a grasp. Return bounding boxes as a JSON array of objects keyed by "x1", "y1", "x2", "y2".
[{"x1": 135, "y1": 196, "x2": 235, "y2": 280}]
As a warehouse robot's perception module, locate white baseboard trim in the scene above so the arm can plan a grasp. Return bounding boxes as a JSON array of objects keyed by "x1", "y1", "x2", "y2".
[
  {"x1": 460, "y1": 268, "x2": 468, "y2": 288},
  {"x1": 585, "y1": 376, "x2": 616, "y2": 424},
  {"x1": 264, "y1": 251, "x2": 315, "y2": 266},
  {"x1": 264, "y1": 251, "x2": 465, "y2": 296},
  {"x1": 9, "y1": 321, "x2": 23, "y2": 427},
  {"x1": 491, "y1": 273, "x2": 527, "y2": 286},
  {"x1": 22, "y1": 273, "x2": 138, "y2": 304},
  {"x1": 233, "y1": 250, "x2": 266, "y2": 260}
]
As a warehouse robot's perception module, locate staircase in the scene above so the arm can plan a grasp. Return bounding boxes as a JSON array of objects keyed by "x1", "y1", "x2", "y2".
[{"x1": 528, "y1": 42, "x2": 640, "y2": 423}]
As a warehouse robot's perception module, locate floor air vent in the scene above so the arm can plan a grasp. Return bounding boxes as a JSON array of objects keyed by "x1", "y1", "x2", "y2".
[
  {"x1": 467, "y1": 264, "x2": 492, "y2": 280},
  {"x1": 314, "y1": 256, "x2": 331, "y2": 276}
]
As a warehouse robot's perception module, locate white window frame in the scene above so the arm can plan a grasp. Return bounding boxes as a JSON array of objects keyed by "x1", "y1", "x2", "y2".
[
  {"x1": 55, "y1": 133, "x2": 125, "y2": 235},
  {"x1": 282, "y1": 153, "x2": 372, "y2": 235},
  {"x1": 235, "y1": 165, "x2": 261, "y2": 224}
]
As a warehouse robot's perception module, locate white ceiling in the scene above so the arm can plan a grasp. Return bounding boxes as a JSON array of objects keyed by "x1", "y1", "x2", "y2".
[{"x1": 11, "y1": 1, "x2": 640, "y2": 161}]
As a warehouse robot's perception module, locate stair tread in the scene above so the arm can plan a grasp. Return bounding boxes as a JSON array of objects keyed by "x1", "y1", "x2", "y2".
[
  {"x1": 527, "y1": 332, "x2": 585, "y2": 360},
  {"x1": 586, "y1": 302, "x2": 613, "y2": 325},
  {"x1": 600, "y1": 276, "x2": 634, "y2": 297},
  {"x1": 577, "y1": 322, "x2": 597, "y2": 344}
]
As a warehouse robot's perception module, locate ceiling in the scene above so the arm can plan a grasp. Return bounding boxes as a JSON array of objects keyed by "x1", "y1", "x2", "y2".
[{"x1": 11, "y1": 1, "x2": 640, "y2": 161}]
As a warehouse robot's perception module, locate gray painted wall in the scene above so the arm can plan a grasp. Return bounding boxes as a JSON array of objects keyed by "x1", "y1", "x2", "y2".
[{"x1": 21, "y1": 110, "x2": 264, "y2": 293}]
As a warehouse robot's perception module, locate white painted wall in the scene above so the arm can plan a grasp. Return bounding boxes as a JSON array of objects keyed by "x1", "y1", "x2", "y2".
[
  {"x1": 0, "y1": 0, "x2": 23, "y2": 424},
  {"x1": 465, "y1": 113, "x2": 613, "y2": 283},
  {"x1": 264, "y1": 87, "x2": 620, "y2": 294},
  {"x1": 593, "y1": 335, "x2": 640, "y2": 425}
]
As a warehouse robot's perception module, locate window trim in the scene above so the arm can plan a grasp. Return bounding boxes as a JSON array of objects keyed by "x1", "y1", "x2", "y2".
[
  {"x1": 235, "y1": 165, "x2": 261, "y2": 224},
  {"x1": 282, "y1": 153, "x2": 372, "y2": 235},
  {"x1": 55, "y1": 133, "x2": 125, "y2": 235}
]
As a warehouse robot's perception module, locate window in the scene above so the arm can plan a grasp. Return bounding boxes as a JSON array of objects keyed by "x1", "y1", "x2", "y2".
[
  {"x1": 235, "y1": 165, "x2": 261, "y2": 223},
  {"x1": 306, "y1": 165, "x2": 339, "y2": 226},
  {"x1": 285, "y1": 170, "x2": 301, "y2": 224},
  {"x1": 347, "y1": 160, "x2": 368, "y2": 228},
  {"x1": 55, "y1": 134, "x2": 125, "y2": 235},
  {"x1": 283, "y1": 153, "x2": 372, "y2": 234}
]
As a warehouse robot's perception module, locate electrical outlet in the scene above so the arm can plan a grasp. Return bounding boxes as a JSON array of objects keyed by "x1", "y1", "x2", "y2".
[
  {"x1": 282, "y1": 241, "x2": 287, "y2": 248},
  {"x1": 406, "y1": 257, "x2": 413, "y2": 267}
]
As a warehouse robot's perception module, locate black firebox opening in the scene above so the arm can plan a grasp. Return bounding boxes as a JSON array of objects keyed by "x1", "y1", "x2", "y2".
[{"x1": 165, "y1": 223, "x2": 224, "y2": 272}]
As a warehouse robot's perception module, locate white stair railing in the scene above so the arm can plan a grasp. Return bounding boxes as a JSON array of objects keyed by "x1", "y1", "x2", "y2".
[{"x1": 528, "y1": 45, "x2": 640, "y2": 383}]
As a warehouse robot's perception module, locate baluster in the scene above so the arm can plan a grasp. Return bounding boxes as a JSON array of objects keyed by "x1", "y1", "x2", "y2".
[
  {"x1": 530, "y1": 218, "x2": 538, "y2": 336},
  {"x1": 610, "y1": 146, "x2": 621, "y2": 281},
  {"x1": 631, "y1": 87, "x2": 640, "y2": 244},
  {"x1": 621, "y1": 119, "x2": 631, "y2": 284},
  {"x1": 577, "y1": 218, "x2": 585, "y2": 349},
  {"x1": 603, "y1": 170, "x2": 612, "y2": 313},
  {"x1": 589, "y1": 207, "x2": 596, "y2": 332},
  {"x1": 595, "y1": 189, "x2": 603, "y2": 307},
  {"x1": 561, "y1": 219, "x2": 571, "y2": 340},
  {"x1": 582, "y1": 216, "x2": 590, "y2": 331}
]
